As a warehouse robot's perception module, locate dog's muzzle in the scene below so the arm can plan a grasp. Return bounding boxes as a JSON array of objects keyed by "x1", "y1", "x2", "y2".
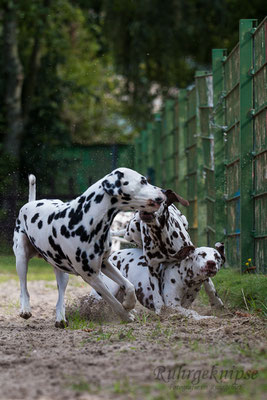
[
  {"x1": 146, "y1": 197, "x2": 164, "y2": 210},
  {"x1": 203, "y1": 261, "x2": 217, "y2": 277},
  {"x1": 139, "y1": 211, "x2": 155, "y2": 223}
]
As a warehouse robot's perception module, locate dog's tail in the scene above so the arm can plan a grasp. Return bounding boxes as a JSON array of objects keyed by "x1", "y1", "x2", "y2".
[{"x1": 28, "y1": 174, "x2": 36, "y2": 202}]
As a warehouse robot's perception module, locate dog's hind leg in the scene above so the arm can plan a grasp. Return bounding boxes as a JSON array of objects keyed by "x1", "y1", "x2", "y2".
[
  {"x1": 14, "y1": 233, "x2": 37, "y2": 320},
  {"x1": 54, "y1": 268, "x2": 69, "y2": 328}
]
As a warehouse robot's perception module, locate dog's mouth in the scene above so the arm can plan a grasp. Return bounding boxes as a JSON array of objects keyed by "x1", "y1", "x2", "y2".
[
  {"x1": 139, "y1": 211, "x2": 155, "y2": 222},
  {"x1": 146, "y1": 199, "x2": 162, "y2": 210},
  {"x1": 201, "y1": 266, "x2": 218, "y2": 277},
  {"x1": 206, "y1": 270, "x2": 217, "y2": 277}
]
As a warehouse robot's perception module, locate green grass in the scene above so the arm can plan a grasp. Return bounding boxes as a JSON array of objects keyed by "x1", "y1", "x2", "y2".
[
  {"x1": 0, "y1": 255, "x2": 55, "y2": 282},
  {"x1": 200, "y1": 268, "x2": 267, "y2": 316}
]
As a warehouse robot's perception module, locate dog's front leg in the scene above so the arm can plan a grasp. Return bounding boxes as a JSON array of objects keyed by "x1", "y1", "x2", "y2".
[
  {"x1": 101, "y1": 259, "x2": 136, "y2": 311},
  {"x1": 80, "y1": 271, "x2": 135, "y2": 322},
  {"x1": 164, "y1": 297, "x2": 216, "y2": 320},
  {"x1": 54, "y1": 268, "x2": 69, "y2": 328},
  {"x1": 203, "y1": 278, "x2": 224, "y2": 309},
  {"x1": 148, "y1": 275, "x2": 164, "y2": 314},
  {"x1": 173, "y1": 305, "x2": 216, "y2": 320}
]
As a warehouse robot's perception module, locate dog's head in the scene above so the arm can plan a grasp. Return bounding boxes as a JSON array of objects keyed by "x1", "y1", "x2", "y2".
[
  {"x1": 136, "y1": 189, "x2": 193, "y2": 263},
  {"x1": 139, "y1": 188, "x2": 189, "y2": 224},
  {"x1": 185, "y1": 243, "x2": 225, "y2": 281},
  {"x1": 102, "y1": 168, "x2": 165, "y2": 212}
]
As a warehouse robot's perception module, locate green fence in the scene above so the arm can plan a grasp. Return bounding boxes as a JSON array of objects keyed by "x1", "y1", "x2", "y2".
[
  {"x1": 44, "y1": 144, "x2": 134, "y2": 197},
  {"x1": 134, "y1": 18, "x2": 267, "y2": 273}
]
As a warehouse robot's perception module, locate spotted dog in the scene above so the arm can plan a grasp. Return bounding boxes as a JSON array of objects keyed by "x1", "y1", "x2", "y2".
[
  {"x1": 114, "y1": 189, "x2": 224, "y2": 310},
  {"x1": 111, "y1": 190, "x2": 194, "y2": 309},
  {"x1": 13, "y1": 169, "x2": 165, "y2": 327},
  {"x1": 122, "y1": 198, "x2": 190, "y2": 257},
  {"x1": 91, "y1": 243, "x2": 225, "y2": 320}
]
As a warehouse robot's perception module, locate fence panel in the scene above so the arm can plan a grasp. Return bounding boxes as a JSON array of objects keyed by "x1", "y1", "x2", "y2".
[
  {"x1": 224, "y1": 43, "x2": 241, "y2": 268},
  {"x1": 134, "y1": 18, "x2": 266, "y2": 272},
  {"x1": 253, "y1": 18, "x2": 267, "y2": 273}
]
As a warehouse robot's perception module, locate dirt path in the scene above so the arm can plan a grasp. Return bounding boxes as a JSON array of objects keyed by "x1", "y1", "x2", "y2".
[{"x1": 0, "y1": 278, "x2": 266, "y2": 400}]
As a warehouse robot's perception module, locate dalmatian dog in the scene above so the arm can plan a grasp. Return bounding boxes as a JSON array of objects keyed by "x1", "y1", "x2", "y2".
[
  {"x1": 90, "y1": 243, "x2": 225, "y2": 320},
  {"x1": 13, "y1": 169, "x2": 166, "y2": 327},
  {"x1": 112, "y1": 190, "x2": 224, "y2": 310},
  {"x1": 111, "y1": 190, "x2": 195, "y2": 310}
]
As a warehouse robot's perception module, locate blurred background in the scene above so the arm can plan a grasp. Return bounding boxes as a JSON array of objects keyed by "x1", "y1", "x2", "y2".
[{"x1": 0, "y1": 0, "x2": 265, "y2": 249}]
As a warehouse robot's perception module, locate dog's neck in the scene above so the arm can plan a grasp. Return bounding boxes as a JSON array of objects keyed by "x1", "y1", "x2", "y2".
[{"x1": 70, "y1": 183, "x2": 120, "y2": 233}]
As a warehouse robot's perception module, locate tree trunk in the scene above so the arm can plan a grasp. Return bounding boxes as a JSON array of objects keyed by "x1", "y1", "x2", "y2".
[
  {"x1": 3, "y1": 1, "x2": 24, "y2": 159},
  {"x1": 1, "y1": 1, "x2": 24, "y2": 245}
]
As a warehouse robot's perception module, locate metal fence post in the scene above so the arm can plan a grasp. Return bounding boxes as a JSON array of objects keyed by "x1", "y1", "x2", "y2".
[
  {"x1": 141, "y1": 129, "x2": 148, "y2": 176},
  {"x1": 212, "y1": 49, "x2": 227, "y2": 246},
  {"x1": 195, "y1": 71, "x2": 215, "y2": 246},
  {"x1": 164, "y1": 99, "x2": 175, "y2": 190},
  {"x1": 146, "y1": 122, "x2": 155, "y2": 183},
  {"x1": 154, "y1": 113, "x2": 162, "y2": 187},
  {"x1": 185, "y1": 86, "x2": 199, "y2": 244},
  {"x1": 174, "y1": 89, "x2": 187, "y2": 199},
  {"x1": 239, "y1": 19, "x2": 258, "y2": 271}
]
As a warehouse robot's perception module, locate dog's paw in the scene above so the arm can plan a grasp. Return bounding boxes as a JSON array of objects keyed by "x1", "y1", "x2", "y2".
[
  {"x1": 20, "y1": 311, "x2": 32, "y2": 320},
  {"x1": 121, "y1": 310, "x2": 135, "y2": 323},
  {"x1": 55, "y1": 320, "x2": 68, "y2": 329},
  {"x1": 213, "y1": 302, "x2": 224, "y2": 310},
  {"x1": 122, "y1": 290, "x2": 137, "y2": 311}
]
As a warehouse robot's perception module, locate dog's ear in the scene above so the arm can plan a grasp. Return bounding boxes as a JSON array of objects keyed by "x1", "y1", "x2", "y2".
[
  {"x1": 174, "y1": 245, "x2": 195, "y2": 261},
  {"x1": 164, "y1": 189, "x2": 189, "y2": 207},
  {"x1": 102, "y1": 170, "x2": 124, "y2": 196},
  {"x1": 215, "y1": 242, "x2": 225, "y2": 264}
]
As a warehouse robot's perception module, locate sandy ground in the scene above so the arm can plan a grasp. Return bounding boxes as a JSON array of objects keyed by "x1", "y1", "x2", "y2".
[{"x1": 0, "y1": 277, "x2": 266, "y2": 400}]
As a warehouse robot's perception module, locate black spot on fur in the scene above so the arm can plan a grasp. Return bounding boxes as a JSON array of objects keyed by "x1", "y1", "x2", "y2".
[
  {"x1": 140, "y1": 177, "x2": 147, "y2": 185},
  {"x1": 47, "y1": 213, "x2": 55, "y2": 224},
  {"x1": 38, "y1": 220, "x2": 43, "y2": 229},
  {"x1": 86, "y1": 192, "x2": 95, "y2": 201},
  {"x1": 114, "y1": 170, "x2": 124, "y2": 179},
  {"x1": 94, "y1": 193, "x2": 104, "y2": 204},
  {"x1": 23, "y1": 215, "x2": 28, "y2": 230},
  {"x1": 75, "y1": 247, "x2": 81, "y2": 262},
  {"x1": 61, "y1": 225, "x2": 70, "y2": 239}
]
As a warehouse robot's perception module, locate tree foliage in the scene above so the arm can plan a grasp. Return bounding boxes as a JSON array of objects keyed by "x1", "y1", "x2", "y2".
[{"x1": 0, "y1": 0, "x2": 265, "y2": 176}]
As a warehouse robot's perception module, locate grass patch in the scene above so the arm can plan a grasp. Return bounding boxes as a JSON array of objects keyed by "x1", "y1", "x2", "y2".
[
  {"x1": 0, "y1": 255, "x2": 55, "y2": 282},
  {"x1": 67, "y1": 309, "x2": 97, "y2": 331},
  {"x1": 200, "y1": 268, "x2": 267, "y2": 316}
]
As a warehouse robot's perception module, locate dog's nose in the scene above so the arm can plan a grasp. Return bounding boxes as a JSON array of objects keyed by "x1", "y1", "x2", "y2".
[{"x1": 206, "y1": 260, "x2": 216, "y2": 271}]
